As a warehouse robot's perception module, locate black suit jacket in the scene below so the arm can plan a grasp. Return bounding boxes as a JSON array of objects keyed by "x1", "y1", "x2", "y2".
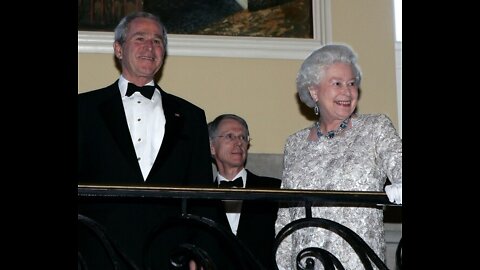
[
  {"x1": 220, "y1": 169, "x2": 281, "y2": 270},
  {"x1": 78, "y1": 82, "x2": 227, "y2": 269}
]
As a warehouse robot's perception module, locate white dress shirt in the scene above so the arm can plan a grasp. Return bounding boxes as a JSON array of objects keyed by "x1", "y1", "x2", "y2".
[
  {"x1": 215, "y1": 169, "x2": 247, "y2": 235},
  {"x1": 119, "y1": 75, "x2": 166, "y2": 180}
]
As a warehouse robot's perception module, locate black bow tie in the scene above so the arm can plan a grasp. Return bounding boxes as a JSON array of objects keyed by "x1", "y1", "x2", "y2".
[
  {"x1": 219, "y1": 177, "x2": 243, "y2": 188},
  {"x1": 125, "y1": 83, "x2": 155, "y2": 99}
]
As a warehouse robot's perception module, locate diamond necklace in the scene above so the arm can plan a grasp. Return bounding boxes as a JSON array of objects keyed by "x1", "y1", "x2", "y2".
[{"x1": 315, "y1": 116, "x2": 351, "y2": 139}]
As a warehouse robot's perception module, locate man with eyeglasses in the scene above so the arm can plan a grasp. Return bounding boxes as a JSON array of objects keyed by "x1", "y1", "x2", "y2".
[{"x1": 207, "y1": 114, "x2": 281, "y2": 269}]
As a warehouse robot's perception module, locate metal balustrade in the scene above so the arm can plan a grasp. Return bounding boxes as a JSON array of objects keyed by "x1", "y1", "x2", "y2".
[{"x1": 78, "y1": 185, "x2": 402, "y2": 270}]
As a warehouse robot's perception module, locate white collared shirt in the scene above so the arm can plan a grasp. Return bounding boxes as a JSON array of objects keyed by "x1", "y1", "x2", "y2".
[
  {"x1": 119, "y1": 75, "x2": 166, "y2": 180},
  {"x1": 215, "y1": 169, "x2": 247, "y2": 235}
]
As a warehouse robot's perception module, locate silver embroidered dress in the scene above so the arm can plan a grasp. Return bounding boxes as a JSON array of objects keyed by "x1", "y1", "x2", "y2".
[{"x1": 275, "y1": 114, "x2": 402, "y2": 270}]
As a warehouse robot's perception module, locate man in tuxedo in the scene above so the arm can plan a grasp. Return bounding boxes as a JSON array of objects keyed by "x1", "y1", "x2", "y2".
[
  {"x1": 208, "y1": 114, "x2": 282, "y2": 269},
  {"x1": 78, "y1": 11, "x2": 227, "y2": 270}
]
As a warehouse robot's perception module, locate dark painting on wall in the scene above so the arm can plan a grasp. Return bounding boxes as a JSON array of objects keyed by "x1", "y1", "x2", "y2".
[{"x1": 78, "y1": 0, "x2": 313, "y2": 39}]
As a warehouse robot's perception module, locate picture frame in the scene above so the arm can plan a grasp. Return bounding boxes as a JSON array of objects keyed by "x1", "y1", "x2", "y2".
[{"x1": 78, "y1": 0, "x2": 331, "y2": 60}]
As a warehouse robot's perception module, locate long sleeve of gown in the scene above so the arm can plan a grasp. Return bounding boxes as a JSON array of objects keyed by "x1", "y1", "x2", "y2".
[
  {"x1": 374, "y1": 114, "x2": 402, "y2": 186},
  {"x1": 274, "y1": 140, "x2": 297, "y2": 270}
]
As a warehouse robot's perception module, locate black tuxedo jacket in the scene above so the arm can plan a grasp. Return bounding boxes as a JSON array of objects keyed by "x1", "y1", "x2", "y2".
[
  {"x1": 221, "y1": 169, "x2": 282, "y2": 270},
  {"x1": 78, "y1": 81, "x2": 213, "y2": 186},
  {"x1": 78, "y1": 82, "x2": 228, "y2": 269}
]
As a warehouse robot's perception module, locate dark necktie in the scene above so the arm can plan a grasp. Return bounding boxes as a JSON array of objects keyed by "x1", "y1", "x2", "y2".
[
  {"x1": 125, "y1": 83, "x2": 155, "y2": 99},
  {"x1": 219, "y1": 177, "x2": 243, "y2": 188}
]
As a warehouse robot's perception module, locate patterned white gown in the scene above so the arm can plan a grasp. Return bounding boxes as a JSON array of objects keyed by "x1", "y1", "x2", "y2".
[{"x1": 275, "y1": 114, "x2": 402, "y2": 270}]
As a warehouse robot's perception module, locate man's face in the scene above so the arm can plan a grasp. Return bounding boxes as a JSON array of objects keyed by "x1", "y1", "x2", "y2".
[
  {"x1": 114, "y1": 17, "x2": 165, "y2": 82},
  {"x1": 210, "y1": 119, "x2": 249, "y2": 170}
]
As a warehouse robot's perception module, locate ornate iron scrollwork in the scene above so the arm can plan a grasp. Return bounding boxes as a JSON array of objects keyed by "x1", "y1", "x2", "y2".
[{"x1": 274, "y1": 217, "x2": 389, "y2": 270}]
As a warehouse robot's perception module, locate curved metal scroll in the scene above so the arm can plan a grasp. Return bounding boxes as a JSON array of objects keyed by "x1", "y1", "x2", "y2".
[
  {"x1": 395, "y1": 238, "x2": 402, "y2": 270},
  {"x1": 274, "y1": 217, "x2": 389, "y2": 270},
  {"x1": 78, "y1": 214, "x2": 141, "y2": 270},
  {"x1": 143, "y1": 213, "x2": 266, "y2": 270},
  {"x1": 296, "y1": 247, "x2": 345, "y2": 270}
]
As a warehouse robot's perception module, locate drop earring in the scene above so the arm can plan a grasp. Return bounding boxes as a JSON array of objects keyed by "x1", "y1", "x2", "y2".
[{"x1": 314, "y1": 104, "x2": 319, "y2": 115}]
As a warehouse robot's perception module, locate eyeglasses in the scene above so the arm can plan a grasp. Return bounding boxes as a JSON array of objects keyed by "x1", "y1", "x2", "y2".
[{"x1": 216, "y1": 133, "x2": 250, "y2": 144}]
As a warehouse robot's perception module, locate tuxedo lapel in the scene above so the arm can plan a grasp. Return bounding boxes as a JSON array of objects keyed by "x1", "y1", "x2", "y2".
[
  {"x1": 239, "y1": 171, "x2": 263, "y2": 226},
  {"x1": 244, "y1": 171, "x2": 259, "y2": 189},
  {"x1": 238, "y1": 170, "x2": 279, "y2": 234},
  {"x1": 148, "y1": 88, "x2": 183, "y2": 179},
  {"x1": 98, "y1": 86, "x2": 143, "y2": 177}
]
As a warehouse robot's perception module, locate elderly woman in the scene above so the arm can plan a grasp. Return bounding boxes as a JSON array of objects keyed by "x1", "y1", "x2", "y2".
[{"x1": 274, "y1": 44, "x2": 402, "y2": 270}]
